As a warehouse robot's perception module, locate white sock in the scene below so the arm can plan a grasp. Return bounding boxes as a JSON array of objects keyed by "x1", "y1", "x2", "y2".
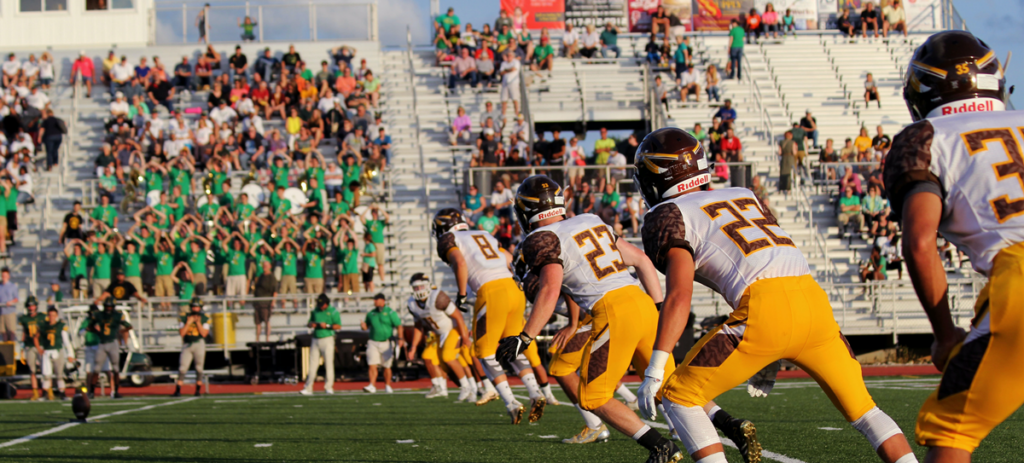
[
  {"x1": 894, "y1": 454, "x2": 918, "y2": 463},
  {"x1": 695, "y1": 455, "x2": 728, "y2": 463},
  {"x1": 706, "y1": 405, "x2": 722, "y2": 421},
  {"x1": 482, "y1": 378, "x2": 497, "y2": 394},
  {"x1": 617, "y1": 384, "x2": 637, "y2": 403},
  {"x1": 521, "y1": 373, "x2": 542, "y2": 400},
  {"x1": 631, "y1": 424, "x2": 652, "y2": 441},
  {"x1": 431, "y1": 377, "x2": 442, "y2": 389},
  {"x1": 495, "y1": 380, "x2": 517, "y2": 407},
  {"x1": 476, "y1": 379, "x2": 485, "y2": 390},
  {"x1": 57, "y1": 380, "x2": 65, "y2": 390},
  {"x1": 541, "y1": 383, "x2": 555, "y2": 399},
  {"x1": 576, "y1": 404, "x2": 603, "y2": 430},
  {"x1": 658, "y1": 404, "x2": 674, "y2": 432}
]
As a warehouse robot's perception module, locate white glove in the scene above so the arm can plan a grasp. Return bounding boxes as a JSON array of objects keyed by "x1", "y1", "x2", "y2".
[
  {"x1": 747, "y1": 360, "x2": 781, "y2": 398},
  {"x1": 637, "y1": 373, "x2": 663, "y2": 421}
]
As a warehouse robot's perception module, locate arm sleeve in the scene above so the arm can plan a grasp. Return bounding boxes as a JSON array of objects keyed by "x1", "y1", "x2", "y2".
[
  {"x1": 522, "y1": 231, "x2": 563, "y2": 269},
  {"x1": 434, "y1": 291, "x2": 456, "y2": 316},
  {"x1": 436, "y1": 233, "x2": 458, "y2": 264},
  {"x1": 641, "y1": 203, "x2": 693, "y2": 274},
  {"x1": 61, "y1": 329, "x2": 74, "y2": 357},
  {"x1": 883, "y1": 120, "x2": 941, "y2": 221}
]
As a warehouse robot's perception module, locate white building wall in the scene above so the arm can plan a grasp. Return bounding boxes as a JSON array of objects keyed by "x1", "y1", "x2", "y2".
[{"x1": 0, "y1": 0, "x2": 153, "y2": 50}]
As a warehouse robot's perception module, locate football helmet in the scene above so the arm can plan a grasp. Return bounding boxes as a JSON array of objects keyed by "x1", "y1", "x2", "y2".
[
  {"x1": 432, "y1": 208, "x2": 469, "y2": 239},
  {"x1": 25, "y1": 295, "x2": 38, "y2": 309},
  {"x1": 633, "y1": 127, "x2": 710, "y2": 209},
  {"x1": 514, "y1": 175, "x2": 565, "y2": 234},
  {"x1": 904, "y1": 31, "x2": 1008, "y2": 121},
  {"x1": 189, "y1": 297, "x2": 204, "y2": 312},
  {"x1": 409, "y1": 272, "x2": 431, "y2": 301}
]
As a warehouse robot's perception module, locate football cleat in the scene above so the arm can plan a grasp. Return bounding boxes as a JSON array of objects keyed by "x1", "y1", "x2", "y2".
[
  {"x1": 508, "y1": 402, "x2": 526, "y2": 425},
  {"x1": 384, "y1": 385, "x2": 393, "y2": 393},
  {"x1": 544, "y1": 392, "x2": 560, "y2": 406},
  {"x1": 30, "y1": 389, "x2": 40, "y2": 401},
  {"x1": 562, "y1": 424, "x2": 610, "y2": 444},
  {"x1": 721, "y1": 418, "x2": 762, "y2": 463},
  {"x1": 528, "y1": 397, "x2": 546, "y2": 423},
  {"x1": 325, "y1": 389, "x2": 334, "y2": 395},
  {"x1": 457, "y1": 385, "x2": 472, "y2": 402},
  {"x1": 298, "y1": 388, "x2": 313, "y2": 396},
  {"x1": 363, "y1": 384, "x2": 377, "y2": 394},
  {"x1": 646, "y1": 439, "x2": 684, "y2": 463},
  {"x1": 475, "y1": 390, "x2": 499, "y2": 406},
  {"x1": 46, "y1": 390, "x2": 55, "y2": 401},
  {"x1": 425, "y1": 386, "x2": 448, "y2": 399},
  {"x1": 112, "y1": 391, "x2": 123, "y2": 399}
]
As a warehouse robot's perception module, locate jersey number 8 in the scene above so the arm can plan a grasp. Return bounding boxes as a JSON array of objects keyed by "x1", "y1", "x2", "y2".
[{"x1": 471, "y1": 234, "x2": 500, "y2": 260}]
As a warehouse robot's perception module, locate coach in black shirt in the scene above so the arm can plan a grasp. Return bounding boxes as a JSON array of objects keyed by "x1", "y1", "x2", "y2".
[{"x1": 94, "y1": 271, "x2": 148, "y2": 305}]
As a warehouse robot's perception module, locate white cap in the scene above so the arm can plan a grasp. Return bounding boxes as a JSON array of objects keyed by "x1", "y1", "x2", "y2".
[
  {"x1": 483, "y1": 128, "x2": 495, "y2": 135},
  {"x1": 115, "y1": 91, "x2": 124, "y2": 98}
]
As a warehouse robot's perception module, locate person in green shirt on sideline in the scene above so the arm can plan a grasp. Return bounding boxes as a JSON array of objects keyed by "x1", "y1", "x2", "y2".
[
  {"x1": 300, "y1": 294, "x2": 341, "y2": 395},
  {"x1": 18, "y1": 296, "x2": 45, "y2": 400},
  {"x1": 173, "y1": 297, "x2": 209, "y2": 398},
  {"x1": 78, "y1": 304, "x2": 103, "y2": 379},
  {"x1": 361, "y1": 232, "x2": 378, "y2": 292},
  {"x1": 360, "y1": 293, "x2": 405, "y2": 393},
  {"x1": 360, "y1": 205, "x2": 390, "y2": 282},
  {"x1": 90, "y1": 194, "x2": 118, "y2": 230},
  {"x1": 728, "y1": 18, "x2": 745, "y2": 80}
]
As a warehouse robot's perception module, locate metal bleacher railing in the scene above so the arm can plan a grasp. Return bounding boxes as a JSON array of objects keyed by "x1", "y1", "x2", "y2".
[{"x1": 152, "y1": 0, "x2": 379, "y2": 44}]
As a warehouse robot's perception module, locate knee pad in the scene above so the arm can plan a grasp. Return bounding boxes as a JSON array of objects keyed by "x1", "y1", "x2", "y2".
[
  {"x1": 481, "y1": 356, "x2": 505, "y2": 382},
  {"x1": 509, "y1": 353, "x2": 531, "y2": 375},
  {"x1": 664, "y1": 401, "x2": 722, "y2": 455},
  {"x1": 850, "y1": 407, "x2": 903, "y2": 451}
]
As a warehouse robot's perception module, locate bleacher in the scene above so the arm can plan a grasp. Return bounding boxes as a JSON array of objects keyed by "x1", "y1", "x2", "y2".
[{"x1": 6, "y1": 28, "x2": 986, "y2": 360}]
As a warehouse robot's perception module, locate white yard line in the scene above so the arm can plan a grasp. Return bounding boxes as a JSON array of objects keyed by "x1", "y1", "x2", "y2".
[{"x1": 0, "y1": 397, "x2": 198, "y2": 449}]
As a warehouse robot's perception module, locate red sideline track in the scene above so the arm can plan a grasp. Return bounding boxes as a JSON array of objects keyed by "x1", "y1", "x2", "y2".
[{"x1": 10, "y1": 365, "x2": 940, "y2": 400}]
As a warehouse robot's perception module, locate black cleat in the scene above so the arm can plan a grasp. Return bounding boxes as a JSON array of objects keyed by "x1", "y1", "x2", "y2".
[
  {"x1": 194, "y1": 388, "x2": 202, "y2": 397},
  {"x1": 721, "y1": 418, "x2": 762, "y2": 463},
  {"x1": 646, "y1": 439, "x2": 684, "y2": 463},
  {"x1": 171, "y1": 389, "x2": 181, "y2": 397},
  {"x1": 112, "y1": 391, "x2": 123, "y2": 399}
]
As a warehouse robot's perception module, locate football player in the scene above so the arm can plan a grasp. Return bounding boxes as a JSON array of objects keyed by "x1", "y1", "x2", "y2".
[
  {"x1": 884, "y1": 31, "x2": 1021, "y2": 463},
  {"x1": 432, "y1": 208, "x2": 552, "y2": 422},
  {"x1": 18, "y1": 296, "x2": 45, "y2": 400},
  {"x1": 88, "y1": 298, "x2": 132, "y2": 399},
  {"x1": 633, "y1": 127, "x2": 916, "y2": 463},
  {"x1": 173, "y1": 298, "x2": 209, "y2": 397},
  {"x1": 405, "y1": 273, "x2": 478, "y2": 403},
  {"x1": 38, "y1": 307, "x2": 75, "y2": 401},
  {"x1": 496, "y1": 175, "x2": 682, "y2": 463}
]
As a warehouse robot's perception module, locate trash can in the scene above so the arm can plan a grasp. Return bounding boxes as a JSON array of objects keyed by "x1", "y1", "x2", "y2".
[{"x1": 212, "y1": 312, "x2": 237, "y2": 345}]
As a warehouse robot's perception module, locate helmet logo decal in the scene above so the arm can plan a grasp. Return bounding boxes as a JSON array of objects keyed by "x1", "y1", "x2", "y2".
[
  {"x1": 664, "y1": 173, "x2": 711, "y2": 197},
  {"x1": 911, "y1": 60, "x2": 948, "y2": 79},
  {"x1": 531, "y1": 207, "x2": 566, "y2": 223}
]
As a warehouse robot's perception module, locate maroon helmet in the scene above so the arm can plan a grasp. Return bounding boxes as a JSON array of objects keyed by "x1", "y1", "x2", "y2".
[{"x1": 633, "y1": 127, "x2": 710, "y2": 208}]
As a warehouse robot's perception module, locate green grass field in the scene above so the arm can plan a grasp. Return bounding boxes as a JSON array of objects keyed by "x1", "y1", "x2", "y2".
[{"x1": 1, "y1": 377, "x2": 1021, "y2": 462}]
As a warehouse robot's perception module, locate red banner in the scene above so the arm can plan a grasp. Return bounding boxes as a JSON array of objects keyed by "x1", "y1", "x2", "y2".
[
  {"x1": 693, "y1": 0, "x2": 754, "y2": 30},
  {"x1": 500, "y1": 0, "x2": 566, "y2": 31},
  {"x1": 628, "y1": 0, "x2": 660, "y2": 32}
]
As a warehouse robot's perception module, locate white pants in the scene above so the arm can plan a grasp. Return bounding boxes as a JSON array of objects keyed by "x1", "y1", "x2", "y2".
[
  {"x1": 366, "y1": 339, "x2": 394, "y2": 368},
  {"x1": 179, "y1": 340, "x2": 206, "y2": 380},
  {"x1": 226, "y1": 275, "x2": 247, "y2": 296},
  {"x1": 304, "y1": 336, "x2": 335, "y2": 391},
  {"x1": 41, "y1": 349, "x2": 66, "y2": 390}
]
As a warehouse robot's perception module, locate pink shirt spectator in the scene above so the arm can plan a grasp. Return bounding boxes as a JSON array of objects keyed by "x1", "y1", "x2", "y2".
[
  {"x1": 71, "y1": 57, "x2": 94, "y2": 78},
  {"x1": 452, "y1": 114, "x2": 471, "y2": 132},
  {"x1": 762, "y1": 11, "x2": 779, "y2": 24},
  {"x1": 452, "y1": 56, "x2": 476, "y2": 75}
]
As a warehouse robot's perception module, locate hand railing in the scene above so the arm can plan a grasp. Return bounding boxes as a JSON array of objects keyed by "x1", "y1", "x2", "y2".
[{"x1": 407, "y1": 27, "x2": 434, "y2": 283}]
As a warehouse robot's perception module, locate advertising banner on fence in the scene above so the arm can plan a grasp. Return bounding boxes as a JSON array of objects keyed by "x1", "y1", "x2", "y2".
[
  {"x1": 565, "y1": 0, "x2": 629, "y2": 29},
  {"x1": 754, "y1": 0, "x2": 818, "y2": 30},
  {"x1": 693, "y1": 0, "x2": 755, "y2": 31},
  {"x1": 817, "y1": 0, "x2": 838, "y2": 28},
  {"x1": 628, "y1": 0, "x2": 693, "y2": 33},
  {"x1": 501, "y1": 0, "x2": 567, "y2": 30}
]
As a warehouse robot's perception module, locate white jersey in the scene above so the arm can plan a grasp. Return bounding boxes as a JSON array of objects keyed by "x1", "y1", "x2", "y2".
[
  {"x1": 406, "y1": 289, "x2": 456, "y2": 344},
  {"x1": 437, "y1": 230, "x2": 513, "y2": 295},
  {"x1": 885, "y1": 110, "x2": 1024, "y2": 276},
  {"x1": 642, "y1": 188, "x2": 811, "y2": 309},
  {"x1": 521, "y1": 214, "x2": 639, "y2": 314}
]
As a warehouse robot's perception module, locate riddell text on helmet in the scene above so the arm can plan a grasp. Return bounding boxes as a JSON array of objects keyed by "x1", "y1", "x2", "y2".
[
  {"x1": 942, "y1": 99, "x2": 995, "y2": 115},
  {"x1": 665, "y1": 173, "x2": 710, "y2": 197},
  {"x1": 532, "y1": 207, "x2": 566, "y2": 222}
]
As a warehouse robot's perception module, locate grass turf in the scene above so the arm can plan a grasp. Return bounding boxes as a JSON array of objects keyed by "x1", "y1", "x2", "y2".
[{"x1": 0, "y1": 378, "x2": 1021, "y2": 462}]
